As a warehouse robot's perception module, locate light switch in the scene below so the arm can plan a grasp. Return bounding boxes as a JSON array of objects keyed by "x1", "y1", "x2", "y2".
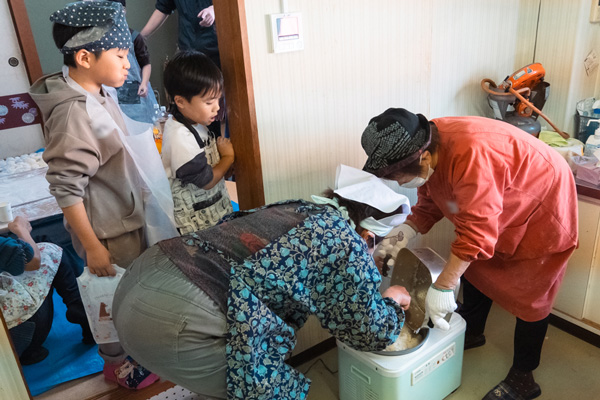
[{"x1": 269, "y1": 12, "x2": 304, "y2": 53}]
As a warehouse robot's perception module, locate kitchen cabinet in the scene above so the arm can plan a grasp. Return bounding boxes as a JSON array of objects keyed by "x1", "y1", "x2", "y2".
[{"x1": 553, "y1": 194, "x2": 600, "y2": 335}]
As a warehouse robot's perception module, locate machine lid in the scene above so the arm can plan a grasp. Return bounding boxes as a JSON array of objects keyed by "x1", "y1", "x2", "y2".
[{"x1": 389, "y1": 248, "x2": 432, "y2": 332}]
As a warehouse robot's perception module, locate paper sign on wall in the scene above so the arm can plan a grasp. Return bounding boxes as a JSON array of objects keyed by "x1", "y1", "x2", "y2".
[{"x1": 584, "y1": 50, "x2": 599, "y2": 76}]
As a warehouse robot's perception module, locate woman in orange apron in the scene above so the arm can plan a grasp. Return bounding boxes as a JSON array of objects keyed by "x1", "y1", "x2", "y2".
[{"x1": 362, "y1": 108, "x2": 578, "y2": 400}]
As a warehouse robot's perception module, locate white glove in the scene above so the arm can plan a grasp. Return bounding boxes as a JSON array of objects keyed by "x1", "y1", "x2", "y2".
[
  {"x1": 373, "y1": 223, "x2": 417, "y2": 259},
  {"x1": 425, "y1": 284, "x2": 457, "y2": 331}
]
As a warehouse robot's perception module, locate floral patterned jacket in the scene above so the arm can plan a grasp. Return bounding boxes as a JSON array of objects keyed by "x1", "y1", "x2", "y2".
[
  {"x1": 163, "y1": 200, "x2": 405, "y2": 400},
  {"x1": 0, "y1": 242, "x2": 60, "y2": 329}
]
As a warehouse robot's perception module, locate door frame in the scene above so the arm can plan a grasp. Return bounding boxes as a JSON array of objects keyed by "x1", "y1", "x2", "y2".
[
  {"x1": 213, "y1": 0, "x2": 265, "y2": 209},
  {"x1": 8, "y1": 0, "x2": 42, "y2": 84}
]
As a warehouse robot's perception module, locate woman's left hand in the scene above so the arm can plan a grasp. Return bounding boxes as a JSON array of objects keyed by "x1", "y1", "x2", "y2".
[
  {"x1": 198, "y1": 6, "x2": 215, "y2": 27},
  {"x1": 8, "y1": 215, "x2": 32, "y2": 237},
  {"x1": 383, "y1": 285, "x2": 411, "y2": 310},
  {"x1": 137, "y1": 83, "x2": 148, "y2": 97}
]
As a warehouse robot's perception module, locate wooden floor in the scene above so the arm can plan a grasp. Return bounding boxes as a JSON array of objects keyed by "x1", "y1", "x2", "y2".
[
  {"x1": 91, "y1": 380, "x2": 177, "y2": 400},
  {"x1": 34, "y1": 374, "x2": 177, "y2": 400}
]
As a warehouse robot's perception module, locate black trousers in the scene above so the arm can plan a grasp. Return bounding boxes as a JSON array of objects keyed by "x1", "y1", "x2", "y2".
[{"x1": 459, "y1": 277, "x2": 549, "y2": 371}]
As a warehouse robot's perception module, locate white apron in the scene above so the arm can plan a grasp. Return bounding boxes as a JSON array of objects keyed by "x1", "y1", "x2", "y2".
[
  {"x1": 171, "y1": 135, "x2": 233, "y2": 234},
  {"x1": 63, "y1": 66, "x2": 178, "y2": 247}
]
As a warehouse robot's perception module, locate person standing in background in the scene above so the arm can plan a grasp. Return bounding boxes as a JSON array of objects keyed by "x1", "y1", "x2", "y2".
[
  {"x1": 109, "y1": 0, "x2": 159, "y2": 124},
  {"x1": 141, "y1": 1, "x2": 227, "y2": 136},
  {"x1": 141, "y1": 1, "x2": 219, "y2": 67}
]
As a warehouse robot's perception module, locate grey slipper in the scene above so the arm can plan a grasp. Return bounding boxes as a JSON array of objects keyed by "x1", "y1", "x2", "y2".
[{"x1": 483, "y1": 381, "x2": 525, "y2": 400}]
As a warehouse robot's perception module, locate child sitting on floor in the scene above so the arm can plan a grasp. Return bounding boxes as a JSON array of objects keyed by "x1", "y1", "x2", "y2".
[{"x1": 1, "y1": 216, "x2": 93, "y2": 365}]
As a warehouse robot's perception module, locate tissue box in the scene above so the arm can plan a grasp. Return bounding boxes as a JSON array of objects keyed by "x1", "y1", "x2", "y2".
[{"x1": 573, "y1": 156, "x2": 600, "y2": 186}]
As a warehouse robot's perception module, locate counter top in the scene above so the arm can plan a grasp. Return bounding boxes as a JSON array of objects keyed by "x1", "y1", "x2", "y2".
[
  {"x1": 576, "y1": 179, "x2": 600, "y2": 200},
  {"x1": 0, "y1": 170, "x2": 237, "y2": 235},
  {"x1": 0, "y1": 168, "x2": 61, "y2": 234}
]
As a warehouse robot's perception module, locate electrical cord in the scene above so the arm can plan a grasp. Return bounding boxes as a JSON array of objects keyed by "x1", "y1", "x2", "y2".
[{"x1": 300, "y1": 357, "x2": 338, "y2": 376}]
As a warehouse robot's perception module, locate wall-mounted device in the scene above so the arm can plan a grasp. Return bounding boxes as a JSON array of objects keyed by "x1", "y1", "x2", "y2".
[
  {"x1": 269, "y1": 12, "x2": 304, "y2": 53},
  {"x1": 590, "y1": 0, "x2": 600, "y2": 22}
]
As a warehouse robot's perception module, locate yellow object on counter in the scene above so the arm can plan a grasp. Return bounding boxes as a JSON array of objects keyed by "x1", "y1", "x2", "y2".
[
  {"x1": 539, "y1": 130, "x2": 584, "y2": 159},
  {"x1": 539, "y1": 130, "x2": 569, "y2": 147}
]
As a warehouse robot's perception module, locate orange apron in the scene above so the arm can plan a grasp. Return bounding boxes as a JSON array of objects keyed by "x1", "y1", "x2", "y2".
[{"x1": 407, "y1": 117, "x2": 578, "y2": 321}]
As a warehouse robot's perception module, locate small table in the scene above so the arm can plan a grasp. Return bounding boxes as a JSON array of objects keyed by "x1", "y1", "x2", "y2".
[{"x1": 0, "y1": 167, "x2": 61, "y2": 234}]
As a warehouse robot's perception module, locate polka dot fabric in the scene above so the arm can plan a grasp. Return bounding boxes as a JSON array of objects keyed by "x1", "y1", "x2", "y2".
[{"x1": 50, "y1": 1, "x2": 132, "y2": 54}]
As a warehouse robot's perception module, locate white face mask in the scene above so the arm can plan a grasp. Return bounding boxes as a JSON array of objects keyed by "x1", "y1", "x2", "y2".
[
  {"x1": 359, "y1": 212, "x2": 408, "y2": 237},
  {"x1": 401, "y1": 165, "x2": 434, "y2": 189}
]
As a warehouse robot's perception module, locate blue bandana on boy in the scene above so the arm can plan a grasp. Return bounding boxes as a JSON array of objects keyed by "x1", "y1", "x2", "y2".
[{"x1": 50, "y1": 1, "x2": 132, "y2": 54}]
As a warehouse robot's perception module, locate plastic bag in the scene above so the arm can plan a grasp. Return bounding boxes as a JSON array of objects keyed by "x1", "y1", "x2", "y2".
[{"x1": 76, "y1": 265, "x2": 125, "y2": 344}]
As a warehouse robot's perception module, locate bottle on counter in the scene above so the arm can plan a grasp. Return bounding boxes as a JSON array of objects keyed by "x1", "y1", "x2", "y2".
[
  {"x1": 584, "y1": 118, "x2": 600, "y2": 158},
  {"x1": 152, "y1": 105, "x2": 168, "y2": 154}
]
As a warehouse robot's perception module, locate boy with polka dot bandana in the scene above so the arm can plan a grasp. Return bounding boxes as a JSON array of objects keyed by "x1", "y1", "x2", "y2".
[{"x1": 29, "y1": 1, "x2": 161, "y2": 390}]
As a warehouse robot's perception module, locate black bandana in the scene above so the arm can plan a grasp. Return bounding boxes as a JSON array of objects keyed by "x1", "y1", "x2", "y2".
[{"x1": 361, "y1": 108, "x2": 431, "y2": 176}]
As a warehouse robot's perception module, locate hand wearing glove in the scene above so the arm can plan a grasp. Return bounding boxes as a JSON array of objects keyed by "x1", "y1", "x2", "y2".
[
  {"x1": 425, "y1": 284, "x2": 457, "y2": 331},
  {"x1": 373, "y1": 223, "x2": 417, "y2": 260}
]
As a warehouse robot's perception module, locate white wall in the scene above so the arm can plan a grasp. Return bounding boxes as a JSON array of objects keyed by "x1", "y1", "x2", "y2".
[
  {"x1": 429, "y1": 1, "x2": 539, "y2": 118},
  {"x1": 246, "y1": 0, "x2": 543, "y2": 205},
  {"x1": 536, "y1": 0, "x2": 600, "y2": 135},
  {"x1": 246, "y1": 1, "x2": 432, "y2": 203}
]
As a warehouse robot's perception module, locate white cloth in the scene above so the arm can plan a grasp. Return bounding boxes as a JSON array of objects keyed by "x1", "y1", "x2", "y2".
[
  {"x1": 332, "y1": 164, "x2": 411, "y2": 236},
  {"x1": 334, "y1": 164, "x2": 410, "y2": 213},
  {"x1": 62, "y1": 66, "x2": 178, "y2": 246}
]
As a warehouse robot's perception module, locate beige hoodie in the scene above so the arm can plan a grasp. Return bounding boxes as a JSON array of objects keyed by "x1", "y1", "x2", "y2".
[{"x1": 29, "y1": 73, "x2": 144, "y2": 240}]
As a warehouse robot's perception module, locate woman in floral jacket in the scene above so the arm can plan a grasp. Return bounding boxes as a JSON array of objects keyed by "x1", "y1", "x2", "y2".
[{"x1": 113, "y1": 178, "x2": 411, "y2": 400}]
